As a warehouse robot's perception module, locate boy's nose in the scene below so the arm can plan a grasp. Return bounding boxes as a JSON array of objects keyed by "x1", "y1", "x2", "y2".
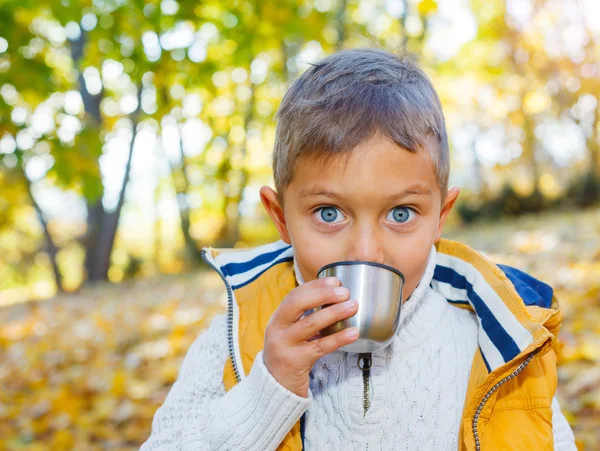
[{"x1": 346, "y1": 226, "x2": 385, "y2": 264}]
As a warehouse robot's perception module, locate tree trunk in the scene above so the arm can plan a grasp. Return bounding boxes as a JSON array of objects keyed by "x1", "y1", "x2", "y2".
[
  {"x1": 164, "y1": 129, "x2": 202, "y2": 261},
  {"x1": 225, "y1": 81, "x2": 256, "y2": 245},
  {"x1": 522, "y1": 110, "x2": 541, "y2": 197},
  {"x1": 399, "y1": 0, "x2": 409, "y2": 49},
  {"x1": 70, "y1": 29, "x2": 109, "y2": 282},
  {"x1": 88, "y1": 85, "x2": 143, "y2": 281},
  {"x1": 212, "y1": 132, "x2": 234, "y2": 247},
  {"x1": 281, "y1": 40, "x2": 291, "y2": 85},
  {"x1": 157, "y1": 86, "x2": 202, "y2": 261},
  {"x1": 471, "y1": 137, "x2": 487, "y2": 195},
  {"x1": 22, "y1": 172, "x2": 64, "y2": 292},
  {"x1": 84, "y1": 200, "x2": 103, "y2": 281},
  {"x1": 585, "y1": 134, "x2": 600, "y2": 203},
  {"x1": 587, "y1": 133, "x2": 599, "y2": 176},
  {"x1": 336, "y1": 0, "x2": 348, "y2": 50}
]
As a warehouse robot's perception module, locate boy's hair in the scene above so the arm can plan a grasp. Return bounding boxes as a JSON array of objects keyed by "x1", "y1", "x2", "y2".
[{"x1": 273, "y1": 47, "x2": 449, "y2": 205}]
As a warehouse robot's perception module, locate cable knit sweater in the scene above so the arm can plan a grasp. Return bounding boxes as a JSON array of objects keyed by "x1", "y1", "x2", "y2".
[{"x1": 141, "y1": 246, "x2": 577, "y2": 451}]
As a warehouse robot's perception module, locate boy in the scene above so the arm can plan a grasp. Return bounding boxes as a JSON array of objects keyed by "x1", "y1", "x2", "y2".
[{"x1": 141, "y1": 48, "x2": 576, "y2": 450}]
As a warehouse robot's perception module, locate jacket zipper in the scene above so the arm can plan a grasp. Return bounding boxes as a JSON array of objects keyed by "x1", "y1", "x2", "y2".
[
  {"x1": 358, "y1": 352, "x2": 372, "y2": 417},
  {"x1": 472, "y1": 351, "x2": 537, "y2": 451},
  {"x1": 201, "y1": 249, "x2": 242, "y2": 383}
]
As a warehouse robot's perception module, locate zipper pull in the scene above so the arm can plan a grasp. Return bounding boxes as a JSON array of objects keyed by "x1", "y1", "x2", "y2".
[{"x1": 357, "y1": 352, "x2": 372, "y2": 417}]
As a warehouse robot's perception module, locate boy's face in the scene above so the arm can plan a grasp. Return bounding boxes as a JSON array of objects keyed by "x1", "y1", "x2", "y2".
[{"x1": 260, "y1": 132, "x2": 460, "y2": 302}]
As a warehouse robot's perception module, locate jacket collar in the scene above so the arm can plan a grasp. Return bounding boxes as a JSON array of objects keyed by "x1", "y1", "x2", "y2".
[
  {"x1": 203, "y1": 238, "x2": 557, "y2": 373},
  {"x1": 203, "y1": 240, "x2": 294, "y2": 291},
  {"x1": 432, "y1": 239, "x2": 556, "y2": 372}
]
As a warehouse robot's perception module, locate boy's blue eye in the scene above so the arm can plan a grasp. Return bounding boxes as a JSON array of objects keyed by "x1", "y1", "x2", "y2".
[
  {"x1": 318, "y1": 206, "x2": 342, "y2": 223},
  {"x1": 387, "y1": 207, "x2": 414, "y2": 224}
]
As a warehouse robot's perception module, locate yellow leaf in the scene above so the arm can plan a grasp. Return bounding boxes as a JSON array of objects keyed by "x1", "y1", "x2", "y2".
[
  {"x1": 52, "y1": 430, "x2": 74, "y2": 450},
  {"x1": 111, "y1": 370, "x2": 127, "y2": 397},
  {"x1": 418, "y1": 0, "x2": 438, "y2": 15}
]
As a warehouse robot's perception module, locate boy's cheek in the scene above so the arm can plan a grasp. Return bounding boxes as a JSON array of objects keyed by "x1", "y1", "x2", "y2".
[
  {"x1": 397, "y1": 249, "x2": 433, "y2": 302},
  {"x1": 296, "y1": 247, "x2": 340, "y2": 282},
  {"x1": 291, "y1": 238, "x2": 345, "y2": 282}
]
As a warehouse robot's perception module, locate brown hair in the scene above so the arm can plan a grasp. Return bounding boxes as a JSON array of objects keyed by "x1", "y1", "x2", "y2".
[{"x1": 273, "y1": 47, "x2": 449, "y2": 205}]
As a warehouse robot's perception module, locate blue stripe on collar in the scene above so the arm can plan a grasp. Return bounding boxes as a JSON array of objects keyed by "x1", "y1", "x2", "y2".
[
  {"x1": 231, "y1": 256, "x2": 294, "y2": 290},
  {"x1": 434, "y1": 265, "x2": 521, "y2": 363},
  {"x1": 210, "y1": 240, "x2": 293, "y2": 291},
  {"x1": 222, "y1": 244, "x2": 292, "y2": 277}
]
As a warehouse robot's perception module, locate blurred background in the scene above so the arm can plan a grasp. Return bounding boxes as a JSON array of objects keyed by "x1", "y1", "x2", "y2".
[{"x1": 0, "y1": 0, "x2": 599, "y2": 449}]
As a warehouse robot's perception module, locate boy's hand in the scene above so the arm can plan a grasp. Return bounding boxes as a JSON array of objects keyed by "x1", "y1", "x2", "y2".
[{"x1": 263, "y1": 276, "x2": 359, "y2": 398}]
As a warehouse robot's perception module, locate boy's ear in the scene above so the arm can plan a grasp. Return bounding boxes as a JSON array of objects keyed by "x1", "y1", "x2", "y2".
[
  {"x1": 259, "y1": 186, "x2": 292, "y2": 244},
  {"x1": 434, "y1": 185, "x2": 460, "y2": 243}
]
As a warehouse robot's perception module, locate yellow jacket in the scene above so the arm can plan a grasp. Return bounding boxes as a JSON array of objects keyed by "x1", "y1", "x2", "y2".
[{"x1": 201, "y1": 238, "x2": 562, "y2": 450}]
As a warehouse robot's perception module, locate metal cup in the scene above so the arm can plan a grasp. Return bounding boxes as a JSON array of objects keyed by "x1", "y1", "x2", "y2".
[{"x1": 315, "y1": 261, "x2": 405, "y2": 353}]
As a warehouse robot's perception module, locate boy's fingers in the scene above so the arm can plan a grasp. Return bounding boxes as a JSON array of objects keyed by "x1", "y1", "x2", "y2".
[
  {"x1": 276, "y1": 280, "x2": 348, "y2": 325},
  {"x1": 307, "y1": 331, "x2": 321, "y2": 342},
  {"x1": 304, "y1": 327, "x2": 359, "y2": 359},
  {"x1": 290, "y1": 299, "x2": 358, "y2": 342}
]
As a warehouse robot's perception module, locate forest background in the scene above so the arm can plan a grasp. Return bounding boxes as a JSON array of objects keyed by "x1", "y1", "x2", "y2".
[{"x1": 0, "y1": 0, "x2": 599, "y2": 449}]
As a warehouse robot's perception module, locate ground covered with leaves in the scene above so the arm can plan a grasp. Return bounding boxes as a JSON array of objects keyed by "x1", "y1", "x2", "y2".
[{"x1": 1, "y1": 207, "x2": 599, "y2": 450}]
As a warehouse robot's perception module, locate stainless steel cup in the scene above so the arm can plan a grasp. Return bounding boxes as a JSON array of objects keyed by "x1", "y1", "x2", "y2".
[{"x1": 315, "y1": 261, "x2": 405, "y2": 353}]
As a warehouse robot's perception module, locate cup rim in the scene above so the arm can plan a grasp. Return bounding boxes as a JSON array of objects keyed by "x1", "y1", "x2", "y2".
[{"x1": 317, "y1": 260, "x2": 405, "y2": 282}]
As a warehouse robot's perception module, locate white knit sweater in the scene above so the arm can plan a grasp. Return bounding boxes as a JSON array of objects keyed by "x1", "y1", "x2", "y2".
[{"x1": 141, "y1": 246, "x2": 576, "y2": 450}]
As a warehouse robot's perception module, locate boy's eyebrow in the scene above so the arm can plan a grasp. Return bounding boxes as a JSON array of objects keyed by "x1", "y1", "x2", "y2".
[{"x1": 298, "y1": 184, "x2": 433, "y2": 201}]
